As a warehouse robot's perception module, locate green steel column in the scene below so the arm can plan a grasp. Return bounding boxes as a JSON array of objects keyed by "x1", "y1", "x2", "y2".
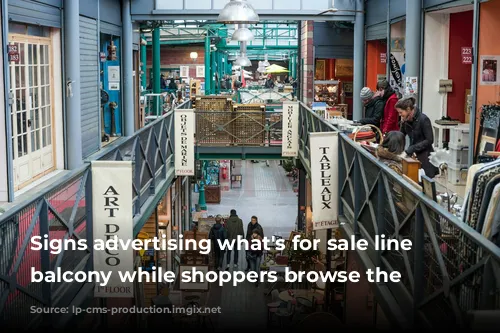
[
  {"x1": 140, "y1": 34, "x2": 147, "y2": 90},
  {"x1": 152, "y1": 27, "x2": 161, "y2": 115},
  {"x1": 198, "y1": 180, "x2": 207, "y2": 211},
  {"x1": 204, "y1": 36, "x2": 211, "y2": 95}
]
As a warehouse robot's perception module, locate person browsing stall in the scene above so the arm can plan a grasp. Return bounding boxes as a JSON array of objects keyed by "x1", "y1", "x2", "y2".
[
  {"x1": 374, "y1": 80, "x2": 400, "y2": 134},
  {"x1": 357, "y1": 87, "x2": 385, "y2": 129},
  {"x1": 397, "y1": 97, "x2": 439, "y2": 178}
]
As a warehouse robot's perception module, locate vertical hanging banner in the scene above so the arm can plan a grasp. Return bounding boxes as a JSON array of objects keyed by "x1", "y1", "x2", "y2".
[
  {"x1": 282, "y1": 101, "x2": 299, "y2": 157},
  {"x1": 175, "y1": 109, "x2": 195, "y2": 176},
  {"x1": 309, "y1": 132, "x2": 339, "y2": 231},
  {"x1": 91, "y1": 161, "x2": 134, "y2": 298}
]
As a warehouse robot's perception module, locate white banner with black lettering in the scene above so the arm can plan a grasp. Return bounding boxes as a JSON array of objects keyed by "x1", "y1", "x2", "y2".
[
  {"x1": 175, "y1": 109, "x2": 195, "y2": 176},
  {"x1": 309, "y1": 132, "x2": 339, "y2": 231},
  {"x1": 281, "y1": 101, "x2": 299, "y2": 157},
  {"x1": 91, "y1": 161, "x2": 134, "y2": 298}
]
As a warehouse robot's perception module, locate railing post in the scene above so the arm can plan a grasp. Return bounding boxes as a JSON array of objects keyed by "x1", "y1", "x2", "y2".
[
  {"x1": 134, "y1": 138, "x2": 141, "y2": 215},
  {"x1": 353, "y1": 151, "x2": 362, "y2": 237},
  {"x1": 376, "y1": 174, "x2": 386, "y2": 266},
  {"x1": 85, "y1": 169, "x2": 94, "y2": 272},
  {"x1": 338, "y1": 135, "x2": 345, "y2": 217},
  {"x1": 149, "y1": 129, "x2": 156, "y2": 195},
  {"x1": 413, "y1": 203, "x2": 425, "y2": 326},
  {"x1": 297, "y1": 167, "x2": 306, "y2": 232},
  {"x1": 39, "y1": 199, "x2": 52, "y2": 324}
]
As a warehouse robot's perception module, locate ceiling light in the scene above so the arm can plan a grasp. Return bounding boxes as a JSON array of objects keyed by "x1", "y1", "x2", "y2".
[
  {"x1": 234, "y1": 55, "x2": 251, "y2": 67},
  {"x1": 262, "y1": 54, "x2": 270, "y2": 67},
  {"x1": 217, "y1": 0, "x2": 260, "y2": 24},
  {"x1": 190, "y1": 52, "x2": 198, "y2": 60},
  {"x1": 232, "y1": 24, "x2": 254, "y2": 42}
]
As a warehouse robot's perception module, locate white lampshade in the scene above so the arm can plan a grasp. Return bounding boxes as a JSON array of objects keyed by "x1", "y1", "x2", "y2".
[
  {"x1": 232, "y1": 24, "x2": 254, "y2": 42},
  {"x1": 234, "y1": 55, "x2": 251, "y2": 67},
  {"x1": 217, "y1": 0, "x2": 260, "y2": 24},
  {"x1": 190, "y1": 52, "x2": 198, "y2": 59},
  {"x1": 262, "y1": 54, "x2": 270, "y2": 67}
]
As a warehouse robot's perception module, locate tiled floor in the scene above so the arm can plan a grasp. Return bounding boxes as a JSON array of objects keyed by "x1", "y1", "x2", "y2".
[{"x1": 201, "y1": 160, "x2": 298, "y2": 239}]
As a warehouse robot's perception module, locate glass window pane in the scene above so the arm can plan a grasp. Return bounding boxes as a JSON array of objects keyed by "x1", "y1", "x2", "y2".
[
  {"x1": 22, "y1": 112, "x2": 27, "y2": 133},
  {"x1": 46, "y1": 107, "x2": 51, "y2": 126},
  {"x1": 42, "y1": 107, "x2": 46, "y2": 127},
  {"x1": 20, "y1": 66, "x2": 25, "y2": 88},
  {"x1": 17, "y1": 136, "x2": 22, "y2": 158},
  {"x1": 45, "y1": 84, "x2": 50, "y2": 104},
  {"x1": 19, "y1": 43, "x2": 25, "y2": 64},
  {"x1": 22, "y1": 133, "x2": 27, "y2": 155},
  {"x1": 40, "y1": 66, "x2": 45, "y2": 85},
  {"x1": 42, "y1": 128, "x2": 46, "y2": 147},
  {"x1": 36, "y1": 129, "x2": 40, "y2": 150},
  {"x1": 34, "y1": 65, "x2": 38, "y2": 86},
  {"x1": 28, "y1": 66, "x2": 33, "y2": 86},
  {"x1": 45, "y1": 66, "x2": 49, "y2": 85},
  {"x1": 41, "y1": 87, "x2": 46, "y2": 106},
  {"x1": 35, "y1": 109, "x2": 39, "y2": 129},
  {"x1": 28, "y1": 44, "x2": 32, "y2": 65},
  {"x1": 31, "y1": 129, "x2": 36, "y2": 152},
  {"x1": 16, "y1": 113, "x2": 22, "y2": 135},
  {"x1": 40, "y1": 46, "x2": 45, "y2": 64},
  {"x1": 47, "y1": 125, "x2": 51, "y2": 145},
  {"x1": 33, "y1": 45, "x2": 38, "y2": 64},
  {"x1": 9, "y1": 23, "x2": 27, "y2": 34},
  {"x1": 12, "y1": 138, "x2": 15, "y2": 160}
]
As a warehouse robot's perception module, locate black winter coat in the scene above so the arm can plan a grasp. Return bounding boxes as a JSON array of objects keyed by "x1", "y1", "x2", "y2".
[
  {"x1": 246, "y1": 222, "x2": 264, "y2": 242},
  {"x1": 359, "y1": 97, "x2": 384, "y2": 129},
  {"x1": 400, "y1": 108, "x2": 439, "y2": 178}
]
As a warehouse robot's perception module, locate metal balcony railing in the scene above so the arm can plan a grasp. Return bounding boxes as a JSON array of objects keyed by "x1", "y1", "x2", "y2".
[
  {"x1": 0, "y1": 99, "x2": 190, "y2": 329},
  {"x1": 337, "y1": 132, "x2": 500, "y2": 329}
]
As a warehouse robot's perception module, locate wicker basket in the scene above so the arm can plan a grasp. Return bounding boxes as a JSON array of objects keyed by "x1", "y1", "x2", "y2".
[
  {"x1": 194, "y1": 96, "x2": 234, "y2": 145},
  {"x1": 232, "y1": 104, "x2": 266, "y2": 146},
  {"x1": 351, "y1": 124, "x2": 383, "y2": 144}
]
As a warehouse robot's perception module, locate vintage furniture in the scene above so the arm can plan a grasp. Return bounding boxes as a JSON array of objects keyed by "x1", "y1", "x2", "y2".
[{"x1": 204, "y1": 185, "x2": 221, "y2": 203}]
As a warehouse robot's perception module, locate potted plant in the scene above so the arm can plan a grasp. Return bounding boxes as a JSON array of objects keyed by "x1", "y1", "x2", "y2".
[{"x1": 286, "y1": 233, "x2": 321, "y2": 272}]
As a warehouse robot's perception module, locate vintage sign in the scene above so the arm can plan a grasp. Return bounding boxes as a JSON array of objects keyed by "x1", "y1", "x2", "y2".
[
  {"x1": 8, "y1": 44, "x2": 19, "y2": 63},
  {"x1": 309, "y1": 132, "x2": 339, "y2": 231},
  {"x1": 91, "y1": 160, "x2": 134, "y2": 298},
  {"x1": 281, "y1": 101, "x2": 299, "y2": 157},
  {"x1": 174, "y1": 109, "x2": 195, "y2": 176},
  {"x1": 380, "y1": 53, "x2": 387, "y2": 64},
  {"x1": 461, "y1": 47, "x2": 472, "y2": 65}
]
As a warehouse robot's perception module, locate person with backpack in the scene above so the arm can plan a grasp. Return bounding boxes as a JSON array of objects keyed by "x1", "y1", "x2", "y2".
[{"x1": 209, "y1": 215, "x2": 227, "y2": 271}]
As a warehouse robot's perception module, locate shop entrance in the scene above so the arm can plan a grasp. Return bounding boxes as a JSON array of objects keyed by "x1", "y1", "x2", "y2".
[{"x1": 8, "y1": 33, "x2": 55, "y2": 190}]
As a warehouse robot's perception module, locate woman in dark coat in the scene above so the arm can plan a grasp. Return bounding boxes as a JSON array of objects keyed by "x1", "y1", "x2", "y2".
[{"x1": 396, "y1": 97, "x2": 439, "y2": 178}]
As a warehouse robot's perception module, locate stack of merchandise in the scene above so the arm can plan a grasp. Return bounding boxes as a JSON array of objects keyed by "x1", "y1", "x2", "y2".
[{"x1": 447, "y1": 124, "x2": 470, "y2": 186}]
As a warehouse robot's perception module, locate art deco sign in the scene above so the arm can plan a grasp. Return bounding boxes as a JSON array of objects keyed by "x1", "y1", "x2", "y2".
[
  {"x1": 91, "y1": 161, "x2": 134, "y2": 298},
  {"x1": 174, "y1": 109, "x2": 195, "y2": 176},
  {"x1": 281, "y1": 101, "x2": 299, "y2": 157},
  {"x1": 309, "y1": 132, "x2": 339, "y2": 231}
]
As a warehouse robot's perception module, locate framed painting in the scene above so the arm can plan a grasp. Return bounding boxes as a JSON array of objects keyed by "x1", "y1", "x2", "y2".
[
  {"x1": 315, "y1": 59, "x2": 326, "y2": 80},
  {"x1": 421, "y1": 175, "x2": 437, "y2": 202},
  {"x1": 335, "y1": 59, "x2": 353, "y2": 77},
  {"x1": 391, "y1": 37, "x2": 405, "y2": 52}
]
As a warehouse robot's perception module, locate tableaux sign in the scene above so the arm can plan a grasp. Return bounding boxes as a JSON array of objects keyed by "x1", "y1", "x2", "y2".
[
  {"x1": 91, "y1": 161, "x2": 134, "y2": 298},
  {"x1": 175, "y1": 109, "x2": 195, "y2": 176},
  {"x1": 282, "y1": 101, "x2": 299, "y2": 157},
  {"x1": 309, "y1": 132, "x2": 339, "y2": 231}
]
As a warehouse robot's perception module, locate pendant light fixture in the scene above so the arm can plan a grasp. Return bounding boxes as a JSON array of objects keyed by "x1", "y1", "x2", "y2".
[
  {"x1": 262, "y1": 53, "x2": 270, "y2": 67},
  {"x1": 217, "y1": 0, "x2": 260, "y2": 24},
  {"x1": 232, "y1": 24, "x2": 254, "y2": 42},
  {"x1": 234, "y1": 42, "x2": 251, "y2": 67}
]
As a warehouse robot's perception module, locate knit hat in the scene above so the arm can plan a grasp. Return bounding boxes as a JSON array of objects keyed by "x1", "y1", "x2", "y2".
[{"x1": 360, "y1": 87, "x2": 374, "y2": 100}]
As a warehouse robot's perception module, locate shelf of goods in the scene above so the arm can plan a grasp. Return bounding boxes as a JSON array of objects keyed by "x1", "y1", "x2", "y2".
[{"x1": 314, "y1": 80, "x2": 339, "y2": 107}]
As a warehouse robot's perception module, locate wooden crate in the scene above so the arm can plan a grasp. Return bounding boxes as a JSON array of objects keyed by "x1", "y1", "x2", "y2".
[
  {"x1": 232, "y1": 104, "x2": 266, "y2": 146},
  {"x1": 195, "y1": 96, "x2": 234, "y2": 145}
]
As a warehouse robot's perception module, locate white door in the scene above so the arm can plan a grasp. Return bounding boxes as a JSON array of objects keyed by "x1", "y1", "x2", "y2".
[{"x1": 9, "y1": 35, "x2": 54, "y2": 190}]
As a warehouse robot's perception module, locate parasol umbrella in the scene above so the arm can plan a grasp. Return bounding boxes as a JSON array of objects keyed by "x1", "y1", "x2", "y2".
[{"x1": 264, "y1": 64, "x2": 290, "y2": 74}]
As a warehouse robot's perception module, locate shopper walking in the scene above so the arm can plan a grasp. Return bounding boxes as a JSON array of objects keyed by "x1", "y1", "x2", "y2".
[
  {"x1": 209, "y1": 215, "x2": 227, "y2": 271},
  {"x1": 357, "y1": 87, "x2": 384, "y2": 130},
  {"x1": 224, "y1": 209, "x2": 244, "y2": 270},
  {"x1": 245, "y1": 216, "x2": 264, "y2": 272},
  {"x1": 375, "y1": 79, "x2": 400, "y2": 134},
  {"x1": 247, "y1": 229, "x2": 264, "y2": 286},
  {"x1": 397, "y1": 97, "x2": 439, "y2": 178}
]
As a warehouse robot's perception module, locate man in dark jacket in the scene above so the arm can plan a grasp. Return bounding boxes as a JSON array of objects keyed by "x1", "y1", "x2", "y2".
[
  {"x1": 358, "y1": 87, "x2": 384, "y2": 129},
  {"x1": 224, "y1": 209, "x2": 244, "y2": 270},
  {"x1": 245, "y1": 216, "x2": 264, "y2": 272},
  {"x1": 209, "y1": 215, "x2": 227, "y2": 271}
]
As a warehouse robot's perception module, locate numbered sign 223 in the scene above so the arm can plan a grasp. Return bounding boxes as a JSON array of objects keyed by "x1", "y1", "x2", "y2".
[{"x1": 461, "y1": 47, "x2": 472, "y2": 64}]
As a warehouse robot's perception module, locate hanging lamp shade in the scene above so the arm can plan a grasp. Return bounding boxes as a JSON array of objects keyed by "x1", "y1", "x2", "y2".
[
  {"x1": 262, "y1": 54, "x2": 270, "y2": 67},
  {"x1": 217, "y1": 0, "x2": 260, "y2": 24},
  {"x1": 232, "y1": 24, "x2": 254, "y2": 42},
  {"x1": 234, "y1": 55, "x2": 251, "y2": 67}
]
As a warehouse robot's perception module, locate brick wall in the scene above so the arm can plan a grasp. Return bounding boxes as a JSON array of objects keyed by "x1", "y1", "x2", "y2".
[
  {"x1": 301, "y1": 21, "x2": 314, "y2": 105},
  {"x1": 146, "y1": 45, "x2": 205, "y2": 81}
]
